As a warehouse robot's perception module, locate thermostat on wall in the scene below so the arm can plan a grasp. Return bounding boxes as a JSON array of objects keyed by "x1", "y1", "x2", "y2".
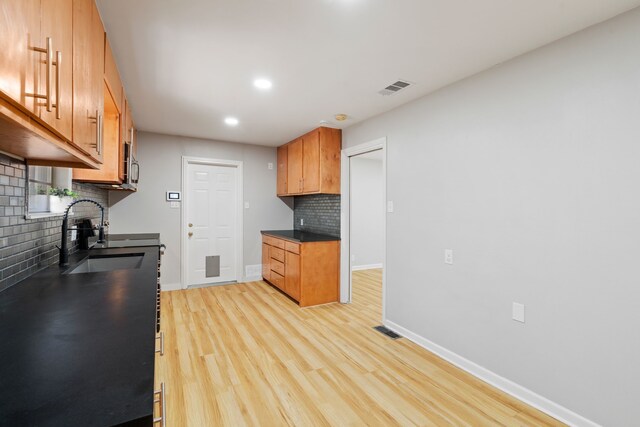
[{"x1": 166, "y1": 191, "x2": 181, "y2": 201}]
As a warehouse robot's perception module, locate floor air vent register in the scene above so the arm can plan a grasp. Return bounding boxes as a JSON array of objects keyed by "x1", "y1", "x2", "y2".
[{"x1": 373, "y1": 325, "x2": 402, "y2": 339}]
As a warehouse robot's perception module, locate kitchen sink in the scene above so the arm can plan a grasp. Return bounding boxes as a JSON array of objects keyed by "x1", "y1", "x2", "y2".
[{"x1": 67, "y1": 253, "x2": 144, "y2": 274}]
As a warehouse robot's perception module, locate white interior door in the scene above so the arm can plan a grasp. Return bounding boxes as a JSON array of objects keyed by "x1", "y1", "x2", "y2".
[{"x1": 186, "y1": 162, "x2": 238, "y2": 286}]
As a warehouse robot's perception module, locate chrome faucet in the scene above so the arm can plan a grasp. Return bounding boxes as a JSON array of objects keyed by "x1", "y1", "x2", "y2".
[{"x1": 58, "y1": 199, "x2": 106, "y2": 266}]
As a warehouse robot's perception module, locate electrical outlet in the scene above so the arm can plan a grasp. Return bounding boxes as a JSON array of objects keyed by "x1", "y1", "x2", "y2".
[
  {"x1": 444, "y1": 249, "x2": 453, "y2": 265},
  {"x1": 170, "y1": 202, "x2": 180, "y2": 208},
  {"x1": 387, "y1": 201, "x2": 394, "y2": 213},
  {"x1": 512, "y1": 303, "x2": 525, "y2": 323},
  {"x1": 268, "y1": 162, "x2": 273, "y2": 170},
  {"x1": 244, "y1": 202, "x2": 250, "y2": 209},
  {"x1": 351, "y1": 254, "x2": 355, "y2": 262},
  {"x1": 300, "y1": 218, "x2": 304, "y2": 226},
  {"x1": 71, "y1": 230, "x2": 77, "y2": 241}
]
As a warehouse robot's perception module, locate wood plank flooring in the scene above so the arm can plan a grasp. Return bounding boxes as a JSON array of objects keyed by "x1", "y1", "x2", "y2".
[{"x1": 156, "y1": 269, "x2": 564, "y2": 426}]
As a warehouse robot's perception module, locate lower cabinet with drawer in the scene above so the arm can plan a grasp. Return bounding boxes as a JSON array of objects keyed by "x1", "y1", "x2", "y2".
[{"x1": 262, "y1": 234, "x2": 339, "y2": 307}]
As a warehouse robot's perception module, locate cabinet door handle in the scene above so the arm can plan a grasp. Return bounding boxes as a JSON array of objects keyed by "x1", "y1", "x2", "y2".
[
  {"x1": 153, "y1": 383, "x2": 166, "y2": 427},
  {"x1": 155, "y1": 331, "x2": 164, "y2": 356},
  {"x1": 32, "y1": 37, "x2": 53, "y2": 111},
  {"x1": 53, "y1": 50, "x2": 61, "y2": 119}
]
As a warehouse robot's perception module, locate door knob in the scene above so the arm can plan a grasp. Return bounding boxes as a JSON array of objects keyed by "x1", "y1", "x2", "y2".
[
  {"x1": 188, "y1": 232, "x2": 193, "y2": 237},
  {"x1": 188, "y1": 223, "x2": 193, "y2": 228}
]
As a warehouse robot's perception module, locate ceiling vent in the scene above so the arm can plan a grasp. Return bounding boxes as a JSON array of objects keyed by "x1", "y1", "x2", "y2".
[{"x1": 378, "y1": 80, "x2": 412, "y2": 96}]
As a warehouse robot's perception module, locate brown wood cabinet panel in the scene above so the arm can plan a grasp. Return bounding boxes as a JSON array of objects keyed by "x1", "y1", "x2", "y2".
[
  {"x1": 270, "y1": 247, "x2": 285, "y2": 263},
  {"x1": 263, "y1": 235, "x2": 284, "y2": 249},
  {"x1": 0, "y1": 0, "x2": 40, "y2": 115},
  {"x1": 319, "y1": 127, "x2": 342, "y2": 194},
  {"x1": 72, "y1": 0, "x2": 104, "y2": 162},
  {"x1": 73, "y1": 84, "x2": 121, "y2": 183},
  {"x1": 39, "y1": 0, "x2": 73, "y2": 141},
  {"x1": 104, "y1": 39, "x2": 123, "y2": 113},
  {"x1": 285, "y1": 241, "x2": 300, "y2": 255},
  {"x1": 270, "y1": 259, "x2": 285, "y2": 277},
  {"x1": 262, "y1": 243, "x2": 271, "y2": 282},
  {"x1": 285, "y1": 251, "x2": 300, "y2": 301},
  {"x1": 277, "y1": 145, "x2": 288, "y2": 196},
  {"x1": 287, "y1": 138, "x2": 303, "y2": 194},
  {"x1": 270, "y1": 272, "x2": 284, "y2": 290},
  {"x1": 299, "y1": 241, "x2": 339, "y2": 307},
  {"x1": 302, "y1": 130, "x2": 320, "y2": 193}
]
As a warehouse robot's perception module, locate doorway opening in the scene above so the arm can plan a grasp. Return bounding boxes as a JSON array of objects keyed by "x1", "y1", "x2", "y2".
[
  {"x1": 181, "y1": 157, "x2": 244, "y2": 290},
  {"x1": 340, "y1": 138, "x2": 387, "y2": 322}
]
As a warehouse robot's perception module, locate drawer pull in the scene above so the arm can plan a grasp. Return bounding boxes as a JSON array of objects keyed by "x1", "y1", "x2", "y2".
[
  {"x1": 153, "y1": 382, "x2": 166, "y2": 427},
  {"x1": 155, "y1": 332, "x2": 164, "y2": 356}
]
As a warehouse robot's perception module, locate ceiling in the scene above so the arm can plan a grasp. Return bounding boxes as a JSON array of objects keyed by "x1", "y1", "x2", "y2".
[{"x1": 97, "y1": 0, "x2": 640, "y2": 147}]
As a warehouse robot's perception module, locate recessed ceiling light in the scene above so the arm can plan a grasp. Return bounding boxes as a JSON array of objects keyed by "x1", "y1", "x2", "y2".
[
  {"x1": 224, "y1": 117, "x2": 239, "y2": 126},
  {"x1": 253, "y1": 78, "x2": 272, "y2": 90}
]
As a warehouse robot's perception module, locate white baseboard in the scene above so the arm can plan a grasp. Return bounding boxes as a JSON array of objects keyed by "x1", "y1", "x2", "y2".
[
  {"x1": 160, "y1": 282, "x2": 182, "y2": 291},
  {"x1": 383, "y1": 319, "x2": 599, "y2": 427},
  {"x1": 242, "y1": 275, "x2": 263, "y2": 283},
  {"x1": 351, "y1": 263, "x2": 383, "y2": 271}
]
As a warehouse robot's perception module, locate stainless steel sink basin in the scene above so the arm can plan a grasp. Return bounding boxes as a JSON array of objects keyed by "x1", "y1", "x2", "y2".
[{"x1": 67, "y1": 253, "x2": 144, "y2": 274}]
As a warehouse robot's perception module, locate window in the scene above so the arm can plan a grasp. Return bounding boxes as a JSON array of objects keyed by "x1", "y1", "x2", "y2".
[{"x1": 27, "y1": 166, "x2": 53, "y2": 213}]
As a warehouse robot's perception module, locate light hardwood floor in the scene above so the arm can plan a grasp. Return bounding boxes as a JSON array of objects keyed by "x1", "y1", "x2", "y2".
[{"x1": 157, "y1": 269, "x2": 564, "y2": 426}]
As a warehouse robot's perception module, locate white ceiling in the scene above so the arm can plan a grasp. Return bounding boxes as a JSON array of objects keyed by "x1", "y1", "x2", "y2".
[{"x1": 97, "y1": 0, "x2": 640, "y2": 147}]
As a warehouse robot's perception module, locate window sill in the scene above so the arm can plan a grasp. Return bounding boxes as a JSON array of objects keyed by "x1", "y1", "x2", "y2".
[{"x1": 25, "y1": 212, "x2": 65, "y2": 220}]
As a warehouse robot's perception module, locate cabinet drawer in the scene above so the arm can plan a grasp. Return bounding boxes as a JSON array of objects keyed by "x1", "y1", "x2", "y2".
[
  {"x1": 285, "y1": 241, "x2": 300, "y2": 254},
  {"x1": 270, "y1": 259, "x2": 285, "y2": 276},
  {"x1": 270, "y1": 272, "x2": 284, "y2": 290},
  {"x1": 270, "y1": 247, "x2": 285, "y2": 262},
  {"x1": 263, "y1": 235, "x2": 285, "y2": 249}
]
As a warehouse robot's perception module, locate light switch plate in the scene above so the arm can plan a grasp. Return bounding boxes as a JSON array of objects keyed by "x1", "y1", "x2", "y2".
[
  {"x1": 444, "y1": 249, "x2": 453, "y2": 265},
  {"x1": 170, "y1": 201, "x2": 180, "y2": 208},
  {"x1": 244, "y1": 202, "x2": 250, "y2": 209},
  {"x1": 268, "y1": 163, "x2": 274, "y2": 170},
  {"x1": 387, "y1": 201, "x2": 394, "y2": 213},
  {"x1": 512, "y1": 302, "x2": 525, "y2": 323}
]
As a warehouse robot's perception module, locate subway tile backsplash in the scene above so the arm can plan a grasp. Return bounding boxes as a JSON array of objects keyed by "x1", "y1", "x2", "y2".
[
  {"x1": 293, "y1": 194, "x2": 340, "y2": 237},
  {"x1": 0, "y1": 153, "x2": 109, "y2": 292}
]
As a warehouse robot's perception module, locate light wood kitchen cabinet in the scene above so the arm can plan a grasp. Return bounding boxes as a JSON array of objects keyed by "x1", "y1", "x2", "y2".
[
  {"x1": 0, "y1": 0, "x2": 99, "y2": 168},
  {"x1": 280, "y1": 127, "x2": 341, "y2": 196},
  {"x1": 72, "y1": 0, "x2": 105, "y2": 163},
  {"x1": 277, "y1": 145, "x2": 288, "y2": 196},
  {"x1": 73, "y1": 85, "x2": 120, "y2": 183},
  {"x1": 74, "y1": 37, "x2": 126, "y2": 184},
  {"x1": 0, "y1": 0, "x2": 40, "y2": 115},
  {"x1": 39, "y1": 0, "x2": 73, "y2": 141},
  {"x1": 262, "y1": 233, "x2": 339, "y2": 307},
  {"x1": 262, "y1": 243, "x2": 271, "y2": 282}
]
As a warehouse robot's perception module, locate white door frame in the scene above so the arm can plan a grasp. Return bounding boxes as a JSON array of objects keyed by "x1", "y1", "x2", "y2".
[
  {"x1": 340, "y1": 138, "x2": 387, "y2": 320},
  {"x1": 181, "y1": 156, "x2": 244, "y2": 289}
]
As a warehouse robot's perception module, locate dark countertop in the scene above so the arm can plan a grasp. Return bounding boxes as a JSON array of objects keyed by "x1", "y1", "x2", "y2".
[
  {"x1": 0, "y1": 244, "x2": 160, "y2": 426},
  {"x1": 261, "y1": 230, "x2": 340, "y2": 242},
  {"x1": 92, "y1": 233, "x2": 161, "y2": 249}
]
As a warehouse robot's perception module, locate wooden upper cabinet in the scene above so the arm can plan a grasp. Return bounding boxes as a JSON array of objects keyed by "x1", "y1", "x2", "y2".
[
  {"x1": 277, "y1": 145, "x2": 288, "y2": 196},
  {"x1": 72, "y1": 0, "x2": 104, "y2": 163},
  {"x1": 302, "y1": 131, "x2": 320, "y2": 193},
  {"x1": 278, "y1": 127, "x2": 341, "y2": 196},
  {"x1": 0, "y1": 0, "x2": 73, "y2": 140},
  {"x1": 0, "y1": 0, "x2": 40, "y2": 114},
  {"x1": 104, "y1": 39, "x2": 123, "y2": 112},
  {"x1": 39, "y1": 0, "x2": 73, "y2": 141},
  {"x1": 287, "y1": 138, "x2": 303, "y2": 194}
]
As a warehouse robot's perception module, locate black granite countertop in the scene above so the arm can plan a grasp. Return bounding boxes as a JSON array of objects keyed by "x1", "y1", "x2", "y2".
[
  {"x1": 0, "y1": 243, "x2": 160, "y2": 426},
  {"x1": 261, "y1": 230, "x2": 340, "y2": 242}
]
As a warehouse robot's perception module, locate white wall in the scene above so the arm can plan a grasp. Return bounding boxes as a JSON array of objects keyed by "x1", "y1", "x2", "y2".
[
  {"x1": 343, "y1": 8, "x2": 640, "y2": 427},
  {"x1": 109, "y1": 132, "x2": 293, "y2": 288},
  {"x1": 350, "y1": 156, "x2": 383, "y2": 269}
]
